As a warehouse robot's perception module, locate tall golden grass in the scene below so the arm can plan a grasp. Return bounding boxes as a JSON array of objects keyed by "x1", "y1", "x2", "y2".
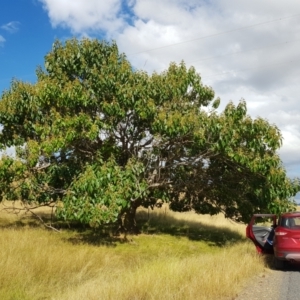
[{"x1": 0, "y1": 204, "x2": 267, "y2": 300}]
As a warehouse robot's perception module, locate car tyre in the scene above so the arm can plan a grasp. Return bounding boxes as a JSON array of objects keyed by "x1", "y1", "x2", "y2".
[{"x1": 274, "y1": 257, "x2": 285, "y2": 270}]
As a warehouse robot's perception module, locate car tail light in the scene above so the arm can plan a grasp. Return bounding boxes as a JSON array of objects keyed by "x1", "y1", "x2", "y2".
[{"x1": 275, "y1": 231, "x2": 287, "y2": 236}]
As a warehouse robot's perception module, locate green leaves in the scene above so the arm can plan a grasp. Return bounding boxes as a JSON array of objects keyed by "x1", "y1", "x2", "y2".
[
  {"x1": 57, "y1": 158, "x2": 148, "y2": 226},
  {"x1": 0, "y1": 37, "x2": 298, "y2": 228},
  {"x1": 212, "y1": 98, "x2": 220, "y2": 109}
]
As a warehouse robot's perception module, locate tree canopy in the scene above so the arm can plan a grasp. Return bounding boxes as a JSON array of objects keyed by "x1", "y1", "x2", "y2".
[{"x1": 0, "y1": 38, "x2": 299, "y2": 230}]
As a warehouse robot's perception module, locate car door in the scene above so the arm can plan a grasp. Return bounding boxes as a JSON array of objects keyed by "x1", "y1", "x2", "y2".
[{"x1": 246, "y1": 214, "x2": 277, "y2": 253}]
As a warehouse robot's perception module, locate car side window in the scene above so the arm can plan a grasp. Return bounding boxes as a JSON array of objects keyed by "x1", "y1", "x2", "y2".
[{"x1": 253, "y1": 216, "x2": 273, "y2": 227}]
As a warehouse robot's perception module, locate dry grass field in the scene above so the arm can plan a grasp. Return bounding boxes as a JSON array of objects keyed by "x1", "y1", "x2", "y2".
[{"x1": 0, "y1": 202, "x2": 268, "y2": 300}]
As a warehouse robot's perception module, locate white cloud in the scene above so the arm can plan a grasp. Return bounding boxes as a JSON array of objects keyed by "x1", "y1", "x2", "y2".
[
  {"x1": 1, "y1": 21, "x2": 20, "y2": 33},
  {"x1": 278, "y1": 127, "x2": 300, "y2": 164},
  {"x1": 0, "y1": 35, "x2": 5, "y2": 46},
  {"x1": 38, "y1": 0, "x2": 125, "y2": 36},
  {"x1": 39, "y1": 0, "x2": 300, "y2": 179}
]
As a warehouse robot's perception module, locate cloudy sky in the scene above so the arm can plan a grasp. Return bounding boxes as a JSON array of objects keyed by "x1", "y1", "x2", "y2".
[{"x1": 1, "y1": 0, "x2": 300, "y2": 198}]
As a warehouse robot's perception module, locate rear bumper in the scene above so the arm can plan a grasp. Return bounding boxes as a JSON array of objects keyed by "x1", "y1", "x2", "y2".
[
  {"x1": 274, "y1": 250, "x2": 300, "y2": 261},
  {"x1": 285, "y1": 253, "x2": 300, "y2": 261}
]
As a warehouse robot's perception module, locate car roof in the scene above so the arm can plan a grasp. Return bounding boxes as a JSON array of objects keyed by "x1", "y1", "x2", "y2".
[
  {"x1": 253, "y1": 214, "x2": 276, "y2": 217},
  {"x1": 281, "y1": 211, "x2": 300, "y2": 218}
]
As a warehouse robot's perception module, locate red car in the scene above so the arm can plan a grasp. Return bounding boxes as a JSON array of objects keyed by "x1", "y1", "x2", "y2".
[{"x1": 246, "y1": 212, "x2": 300, "y2": 269}]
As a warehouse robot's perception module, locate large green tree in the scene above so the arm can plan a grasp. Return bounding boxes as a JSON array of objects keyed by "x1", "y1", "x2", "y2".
[{"x1": 0, "y1": 39, "x2": 298, "y2": 230}]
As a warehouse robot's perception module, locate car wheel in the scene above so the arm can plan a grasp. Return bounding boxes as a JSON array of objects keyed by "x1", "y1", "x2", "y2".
[{"x1": 274, "y1": 257, "x2": 285, "y2": 270}]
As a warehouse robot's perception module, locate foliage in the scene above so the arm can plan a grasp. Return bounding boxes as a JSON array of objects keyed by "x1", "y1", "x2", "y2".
[{"x1": 0, "y1": 38, "x2": 299, "y2": 228}]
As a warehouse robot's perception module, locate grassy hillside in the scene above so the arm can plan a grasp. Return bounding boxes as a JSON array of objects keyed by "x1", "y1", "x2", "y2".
[{"x1": 0, "y1": 203, "x2": 267, "y2": 300}]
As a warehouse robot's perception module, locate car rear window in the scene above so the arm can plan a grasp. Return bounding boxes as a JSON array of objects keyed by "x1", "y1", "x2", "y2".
[{"x1": 279, "y1": 217, "x2": 300, "y2": 229}]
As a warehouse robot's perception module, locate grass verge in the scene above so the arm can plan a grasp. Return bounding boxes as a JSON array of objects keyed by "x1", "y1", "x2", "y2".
[{"x1": 0, "y1": 204, "x2": 267, "y2": 300}]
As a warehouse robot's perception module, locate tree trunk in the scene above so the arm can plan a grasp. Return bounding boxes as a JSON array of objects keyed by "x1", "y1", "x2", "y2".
[{"x1": 116, "y1": 201, "x2": 140, "y2": 234}]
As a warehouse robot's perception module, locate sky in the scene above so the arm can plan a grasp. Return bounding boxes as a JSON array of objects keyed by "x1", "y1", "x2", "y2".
[{"x1": 1, "y1": 0, "x2": 300, "y2": 200}]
